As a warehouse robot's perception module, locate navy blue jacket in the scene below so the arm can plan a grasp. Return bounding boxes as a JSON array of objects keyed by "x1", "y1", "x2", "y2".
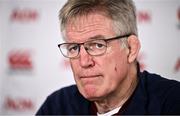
[{"x1": 36, "y1": 71, "x2": 180, "y2": 115}]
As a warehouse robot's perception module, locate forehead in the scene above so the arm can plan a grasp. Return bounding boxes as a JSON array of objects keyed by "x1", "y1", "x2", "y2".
[{"x1": 64, "y1": 13, "x2": 116, "y2": 42}]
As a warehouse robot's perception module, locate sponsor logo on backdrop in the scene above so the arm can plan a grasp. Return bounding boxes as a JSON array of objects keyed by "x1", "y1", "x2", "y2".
[
  {"x1": 137, "y1": 52, "x2": 146, "y2": 71},
  {"x1": 175, "y1": 58, "x2": 180, "y2": 72},
  {"x1": 10, "y1": 8, "x2": 39, "y2": 22},
  {"x1": 177, "y1": 7, "x2": 180, "y2": 29},
  {"x1": 4, "y1": 97, "x2": 34, "y2": 111},
  {"x1": 137, "y1": 10, "x2": 151, "y2": 23},
  {"x1": 8, "y1": 50, "x2": 33, "y2": 72}
]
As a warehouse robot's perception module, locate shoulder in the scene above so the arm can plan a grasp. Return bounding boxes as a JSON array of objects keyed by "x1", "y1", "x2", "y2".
[
  {"x1": 49, "y1": 84, "x2": 79, "y2": 99},
  {"x1": 140, "y1": 71, "x2": 180, "y2": 114},
  {"x1": 36, "y1": 85, "x2": 90, "y2": 115},
  {"x1": 140, "y1": 71, "x2": 180, "y2": 94}
]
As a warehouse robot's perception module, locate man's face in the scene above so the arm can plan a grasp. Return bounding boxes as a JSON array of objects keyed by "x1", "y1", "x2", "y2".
[{"x1": 65, "y1": 13, "x2": 129, "y2": 100}]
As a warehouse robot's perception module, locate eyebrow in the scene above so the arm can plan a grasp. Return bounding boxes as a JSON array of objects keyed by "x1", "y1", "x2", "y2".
[
  {"x1": 66, "y1": 35, "x2": 106, "y2": 43},
  {"x1": 88, "y1": 35, "x2": 105, "y2": 40}
]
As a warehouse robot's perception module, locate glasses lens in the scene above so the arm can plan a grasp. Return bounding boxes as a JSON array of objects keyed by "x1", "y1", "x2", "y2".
[
  {"x1": 59, "y1": 43, "x2": 79, "y2": 58},
  {"x1": 85, "y1": 40, "x2": 107, "y2": 56}
]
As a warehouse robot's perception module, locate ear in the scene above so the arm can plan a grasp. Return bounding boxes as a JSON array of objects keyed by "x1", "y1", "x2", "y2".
[{"x1": 127, "y1": 35, "x2": 141, "y2": 63}]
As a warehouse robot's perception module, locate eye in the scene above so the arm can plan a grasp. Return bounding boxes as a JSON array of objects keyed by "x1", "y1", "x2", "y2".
[
  {"x1": 96, "y1": 43, "x2": 104, "y2": 49},
  {"x1": 67, "y1": 44, "x2": 79, "y2": 53},
  {"x1": 88, "y1": 41, "x2": 106, "y2": 50}
]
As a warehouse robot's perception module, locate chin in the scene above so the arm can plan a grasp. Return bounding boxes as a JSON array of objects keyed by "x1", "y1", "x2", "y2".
[
  {"x1": 80, "y1": 85, "x2": 105, "y2": 101},
  {"x1": 83, "y1": 93, "x2": 101, "y2": 101}
]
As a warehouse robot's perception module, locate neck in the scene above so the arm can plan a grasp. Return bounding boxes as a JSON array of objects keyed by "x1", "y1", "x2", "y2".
[{"x1": 94, "y1": 63, "x2": 138, "y2": 114}]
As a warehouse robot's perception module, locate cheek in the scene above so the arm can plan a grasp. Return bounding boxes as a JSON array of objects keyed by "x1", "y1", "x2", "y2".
[
  {"x1": 102, "y1": 51, "x2": 128, "y2": 81},
  {"x1": 70, "y1": 60, "x2": 79, "y2": 78}
]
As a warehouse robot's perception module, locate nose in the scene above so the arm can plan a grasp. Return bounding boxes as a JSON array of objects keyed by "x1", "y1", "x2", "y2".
[{"x1": 79, "y1": 46, "x2": 95, "y2": 68}]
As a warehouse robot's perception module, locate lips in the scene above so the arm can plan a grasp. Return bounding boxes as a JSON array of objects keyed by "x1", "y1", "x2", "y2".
[{"x1": 80, "y1": 75, "x2": 102, "y2": 79}]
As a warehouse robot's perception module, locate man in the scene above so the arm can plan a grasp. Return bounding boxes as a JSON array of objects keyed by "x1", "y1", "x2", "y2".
[{"x1": 36, "y1": 0, "x2": 180, "y2": 115}]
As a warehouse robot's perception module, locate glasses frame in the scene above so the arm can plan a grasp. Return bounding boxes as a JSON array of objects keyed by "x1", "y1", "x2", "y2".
[{"x1": 58, "y1": 33, "x2": 132, "y2": 58}]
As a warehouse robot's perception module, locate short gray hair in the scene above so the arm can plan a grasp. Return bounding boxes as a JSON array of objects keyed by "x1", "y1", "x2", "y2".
[{"x1": 59, "y1": 0, "x2": 138, "y2": 37}]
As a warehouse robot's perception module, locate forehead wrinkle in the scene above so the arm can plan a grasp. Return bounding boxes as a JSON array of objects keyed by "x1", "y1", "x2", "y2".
[
  {"x1": 68, "y1": 27, "x2": 105, "y2": 37},
  {"x1": 68, "y1": 22, "x2": 109, "y2": 32},
  {"x1": 67, "y1": 30, "x2": 104, "y2": 43},
  {"x1": 65, "y1": 13, "x2": 114, "y2": 42},
  {"x1": 66, "y1": 13, "x2": 112, "y2": 32},
  {"x1": 66, "y1": 24, "x2": 110, "y2": 42}
]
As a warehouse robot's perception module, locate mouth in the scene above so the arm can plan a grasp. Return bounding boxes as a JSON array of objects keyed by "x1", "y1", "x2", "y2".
[
  {"x1": 79, "y1": 75, "x2": 102, "y2": 86},
  {"x1": 80, "y1": 75, "x2": 102, "y2": 79}
]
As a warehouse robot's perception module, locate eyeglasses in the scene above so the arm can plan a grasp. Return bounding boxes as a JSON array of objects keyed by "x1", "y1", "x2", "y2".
[{"x1": 58, "y1": 34, "x2": 131, "y2": 59}]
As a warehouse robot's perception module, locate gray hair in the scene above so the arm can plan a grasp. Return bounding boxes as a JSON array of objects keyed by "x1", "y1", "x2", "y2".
[{"x1": 59, "y1": 0, "x2": 138, "y2": 38}]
